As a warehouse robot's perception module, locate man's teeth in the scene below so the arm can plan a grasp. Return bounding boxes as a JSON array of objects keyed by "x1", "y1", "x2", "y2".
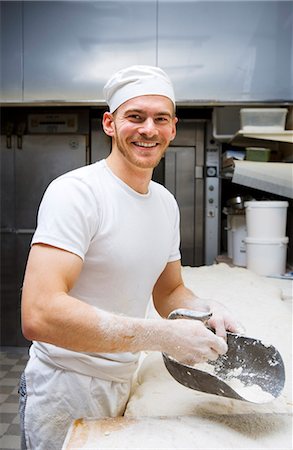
[{"x1": 135, "y1": 142, "x2": 157, "y2": 148}]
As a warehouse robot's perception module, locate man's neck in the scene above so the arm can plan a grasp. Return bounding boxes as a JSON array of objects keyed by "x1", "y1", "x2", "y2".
[{"x1": 106, "y1": 153, "x2": 153, "y2": 195}]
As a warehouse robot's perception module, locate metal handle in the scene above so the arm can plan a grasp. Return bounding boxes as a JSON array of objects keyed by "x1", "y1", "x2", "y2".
[{"x1": 168, "y1": 308, "x2": 212, "y2": 324}]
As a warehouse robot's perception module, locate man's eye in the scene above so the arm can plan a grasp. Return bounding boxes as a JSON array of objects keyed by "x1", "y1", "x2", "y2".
[
  {"x1": 156, "y1": 117, "x2": 169, "y2": 123},
  {"x1": 128, "y1": 114, "x2": 142, "y2": 121}
]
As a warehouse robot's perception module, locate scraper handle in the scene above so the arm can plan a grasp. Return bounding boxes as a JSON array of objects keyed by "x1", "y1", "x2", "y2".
[{"x1": 168, "y1": 309, "x2": 212, "y2": 325}]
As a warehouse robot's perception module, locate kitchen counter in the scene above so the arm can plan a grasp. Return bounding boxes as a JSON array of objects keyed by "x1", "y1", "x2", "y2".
[
  {"x1": 62, "y1": 264, "x2": 292, "y2": 449},
  {"x1": 62, "y1": 413, "x2": 292, "y2": 449}
]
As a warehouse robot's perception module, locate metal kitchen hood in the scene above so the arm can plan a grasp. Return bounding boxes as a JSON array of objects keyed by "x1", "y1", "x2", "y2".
[{"x1": 1, "y1": 1, "x2": 292, "y2": 105}]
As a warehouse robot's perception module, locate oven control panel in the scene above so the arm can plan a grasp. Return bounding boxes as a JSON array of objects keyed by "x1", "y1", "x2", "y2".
[
  {"x1": 205, "y1": 123, "x2": 220, "y2": 264},
  {"x1": 28, "y1": 114, "x2": 78, "y2": 133}
]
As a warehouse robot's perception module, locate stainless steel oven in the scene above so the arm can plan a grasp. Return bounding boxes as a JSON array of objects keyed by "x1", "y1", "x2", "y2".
[{"x1": 0, "y1": 109, "x2": 90, "y2": 345}]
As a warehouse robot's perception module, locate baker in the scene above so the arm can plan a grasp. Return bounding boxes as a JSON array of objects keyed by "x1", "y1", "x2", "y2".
[{"x1": 19, "y1": 65, "x2": 240, "y2": 450}]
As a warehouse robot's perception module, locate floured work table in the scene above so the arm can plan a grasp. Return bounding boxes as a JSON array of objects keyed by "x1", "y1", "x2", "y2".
[{"x1": 62, "y1": 264, "x2": 293, "y2": 450}]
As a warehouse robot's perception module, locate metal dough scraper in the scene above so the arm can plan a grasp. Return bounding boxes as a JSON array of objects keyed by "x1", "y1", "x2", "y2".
[{"x1": 162, "y1": 309, "x2": 285, "y2": 403}]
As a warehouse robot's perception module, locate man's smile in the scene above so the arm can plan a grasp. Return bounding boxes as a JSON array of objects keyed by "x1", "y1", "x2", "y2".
[{"x1": 132, "y1": 141, "x2": 158, "y2": 148}]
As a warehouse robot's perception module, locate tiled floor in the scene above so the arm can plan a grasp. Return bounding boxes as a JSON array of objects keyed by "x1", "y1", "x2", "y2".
[{"x1": 0, "y1": 347, "x2": 30, "y2": 450}]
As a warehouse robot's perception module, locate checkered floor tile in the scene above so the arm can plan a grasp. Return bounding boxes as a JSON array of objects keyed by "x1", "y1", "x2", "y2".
[{"x1": 0, "y1": 347, "x2": 30, "y2": 450}]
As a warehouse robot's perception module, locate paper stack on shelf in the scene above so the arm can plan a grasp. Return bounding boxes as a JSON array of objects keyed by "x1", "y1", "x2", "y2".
[{"x1": 222, "y1": 149, "x2": 246, "y2": 168}]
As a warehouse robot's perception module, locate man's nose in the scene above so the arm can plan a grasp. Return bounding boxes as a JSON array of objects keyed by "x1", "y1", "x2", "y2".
[{"x1": 138, "y1": 118, "x2": 158, "y2": 137}]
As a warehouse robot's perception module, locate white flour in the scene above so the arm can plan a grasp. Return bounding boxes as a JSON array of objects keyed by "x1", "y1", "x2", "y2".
[
  {"x1": 190, "y1": 362, "x2": 275, "y2": 403},
  {"x1": 224, "y1": 378, "x2": 275, "y2": 403},
  {"x1": 63, "y1": 415, "x2": 293, "y2": 450},
  {"x1": 125, "y1": 264, "x2": 293, "y2": 449}
]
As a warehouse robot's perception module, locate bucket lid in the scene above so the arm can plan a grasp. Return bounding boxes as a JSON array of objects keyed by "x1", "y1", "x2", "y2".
[
  {"x1": 245, "y1": 237, "x2": 289, "y2": 245},
  {"x1": 244, "y1": 201, "x2": 288, "y2": 208}
]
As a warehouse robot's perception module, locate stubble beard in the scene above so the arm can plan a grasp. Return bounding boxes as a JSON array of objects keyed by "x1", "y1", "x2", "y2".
[{"x1": 115, "y1": 133, "x2": 168, "y2": 170}]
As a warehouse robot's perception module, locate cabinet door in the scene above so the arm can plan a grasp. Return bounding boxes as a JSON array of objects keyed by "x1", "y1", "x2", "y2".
[
  {"x1": 1, "y1": 135, "x2": 15, "y2": 229},
  {"x1": 165, "y1": 146, "x2": 202, "y2": 267},
  {"x1": 0, "y1": 134, "x2": 87, "y2": 345},
  {"x1": 158, "y1": 1, "x2": 293, "y2": 101},
  {"x1": 1, "y1": 136, "x2": 21, "y2": 345},
  {"x1": 23, "y1": 1, "x2": 157, "y2": 101},
  {"x1": 0, "y1": 1, "x2": 23, "y2": 101},
  {"x1": 15, "y1": 135, "x2": 87, "y2": 228}
]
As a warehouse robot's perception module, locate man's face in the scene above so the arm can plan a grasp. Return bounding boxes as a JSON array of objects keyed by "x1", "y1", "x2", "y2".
[{"x1": 104, "y1": 95, "x2": 177, "y2": 170}]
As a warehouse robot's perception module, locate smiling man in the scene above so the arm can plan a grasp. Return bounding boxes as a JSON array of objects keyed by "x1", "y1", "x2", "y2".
[
  {"x1": 103, "y1": 66, "x2": 177, "y2": 180},
  {"x1": 105, "y1": 96, "x2": 176, "y2": 172},
  {"x1": 19, "y1": 65, "x2": 240, "y2": 450}
]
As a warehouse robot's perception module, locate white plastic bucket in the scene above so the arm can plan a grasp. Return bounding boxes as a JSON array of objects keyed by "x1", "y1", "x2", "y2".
[
  {"x1": 244, "y1": 201, "x2": 288, "y2": 238},
  {"x1": 245, "y1": 236, "x2": 288, "y2": 276},
  {"x1": 231, "y1": 215, "x2": 247, "y2": 267}
]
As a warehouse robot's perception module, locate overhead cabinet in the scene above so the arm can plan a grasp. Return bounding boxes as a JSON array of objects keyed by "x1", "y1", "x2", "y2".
[
  {"x1": 22, "y1": 1, "x2": 157, "y2": 102},
  {"x1": 157, "y1": 1, "x2": 293, "y2": 102},
  {"x1": 1, "y1": 1, "x2": 292, "y2": 104},
  {"x1": 0, "y1": 2, "x2": 23, "y2": 102}
]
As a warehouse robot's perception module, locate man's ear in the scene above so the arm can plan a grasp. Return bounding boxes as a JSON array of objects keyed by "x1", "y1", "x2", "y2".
[
  {"x1": 170, "y1": 116, "x2": 178, "y2": 141},
  {"x1": 102, "y1": 112, "x2": 115, "y2": 137}
]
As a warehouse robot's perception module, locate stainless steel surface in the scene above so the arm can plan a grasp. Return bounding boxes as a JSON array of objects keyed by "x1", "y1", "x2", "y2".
[
  {"x1": 227, "y1": 196, "x2": 245, "y2": 208},
  {"x1": 1, "y1": 135, "x2": 14, "y2": 230},
  {"x1": 164, "y1": 120, "x2": 206, "y2": 267},
  {"x1": 91, "y1": 118, "x2": 111, "y2": 163},
  {"x1": 158, "y1": 1, "x2": 293, "y2": 102},
  {"x1": 194, "y1": 123, "x2": 205, "y2": 266},
  {"x1": 226, "y1": 195, "x2": 254, "y2": 211},
  {"x1": 1, "y1": 129, "x2": 87, "y2": 345},
  {"x1": 1, "y1": 1, "x2": 292, "y2": 104},
  {"x1": 28, "y1": 114, "x2": 79, "y2": 133},
  {"x1": 165, "y1": 146, "x2": 197, "y2": 266},
  {"x1": 0, "y1": 2, "x2": 23, "y2": 102},
  {"x1": 156, "y1": 119, "x2": 213, "y2": 266},
  {"x1": 15, "y1": 135, "x2": 86, "y2": 228},
  {"x1": 205, "y1": 122, "x2": 221, "y2": 265},
  {"x1": 22, "y1": 1, "x2": 156, "y2": 102}
]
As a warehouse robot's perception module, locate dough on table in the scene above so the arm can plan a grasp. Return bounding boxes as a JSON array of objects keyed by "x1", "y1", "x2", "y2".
[{"x1": 125, "y1": 264, "x2": 292, "y2": 449}]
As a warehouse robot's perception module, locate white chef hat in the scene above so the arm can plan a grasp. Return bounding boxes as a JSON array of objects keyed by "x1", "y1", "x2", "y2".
[{"x1": 103, "y1": 65, "x2": 176, "y2": 113}]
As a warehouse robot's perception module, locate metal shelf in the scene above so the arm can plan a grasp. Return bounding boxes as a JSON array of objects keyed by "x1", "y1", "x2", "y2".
[{"x1": 231, "y1": 130, "x2": 293, "y2": 147}]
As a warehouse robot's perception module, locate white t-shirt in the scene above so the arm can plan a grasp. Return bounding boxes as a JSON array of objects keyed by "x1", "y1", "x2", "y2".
[{"x1": 30, "y1": 159, "x2": 181, "y2": 382}]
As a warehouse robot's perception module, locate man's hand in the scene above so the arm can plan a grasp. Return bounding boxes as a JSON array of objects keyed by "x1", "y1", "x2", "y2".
[
  {"x1": 201, "y1": 299, "x2": 245, "y2": 339},
  {"x1": 161, "y1": 318, "x2": 228, "y2": 366}
]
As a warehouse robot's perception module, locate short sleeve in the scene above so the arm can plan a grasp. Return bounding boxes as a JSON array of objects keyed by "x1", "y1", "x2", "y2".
[
  {"x1": 168, "y1": 197, "x2": 181, "y2": 263},
  {"x1": 31, "y1": 177, "x2": 99, "y2": 260}
]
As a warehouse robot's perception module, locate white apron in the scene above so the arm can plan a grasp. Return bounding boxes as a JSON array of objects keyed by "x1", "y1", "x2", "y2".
[{"x1": 23, "y1": 353, "x2": 131, "y2": 450}]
